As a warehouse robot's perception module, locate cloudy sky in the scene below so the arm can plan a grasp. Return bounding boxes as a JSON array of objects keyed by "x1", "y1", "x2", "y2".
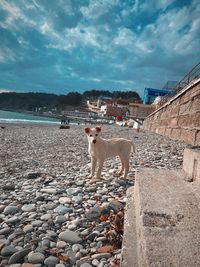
[{"x1": 0, "y1": 0, "x2": 199, "y2": 97}]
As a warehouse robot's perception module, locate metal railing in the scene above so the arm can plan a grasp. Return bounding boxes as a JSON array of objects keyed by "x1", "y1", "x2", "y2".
[{"x1": 159, "y1": 61, "x2": 200, "y2": 106}]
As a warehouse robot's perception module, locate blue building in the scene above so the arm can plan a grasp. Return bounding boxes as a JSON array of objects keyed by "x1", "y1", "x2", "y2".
[{"x1": 143, "y1": 87, "x2": 174, "y2": 104}]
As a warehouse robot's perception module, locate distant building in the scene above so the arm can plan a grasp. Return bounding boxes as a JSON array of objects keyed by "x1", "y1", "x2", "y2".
[
  {"x1": 143, "y1": 87, "x2": 174, "y2": 104},
  {"x1": 87, "y1": 98, "x2": 130, "y2": 117},
  {"x1": 129, "y1": 103, "x2": 154, "y2": 119},
  {"x1": 143, "y1": 81, "x2": 179, "y2": 105},
  {"x1": 100, "y1": 105, "x2": 128, "y2": 117}
]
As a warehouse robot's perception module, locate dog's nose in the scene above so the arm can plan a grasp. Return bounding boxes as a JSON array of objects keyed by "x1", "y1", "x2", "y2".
[{"x1": 93, "y1": 140, "x2": 96, "y2": 144}]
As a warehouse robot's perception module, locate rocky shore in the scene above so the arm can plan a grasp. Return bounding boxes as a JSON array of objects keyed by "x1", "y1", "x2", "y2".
[{"x1": 0, "y1": 124, "x2": 187, "y2": 267}]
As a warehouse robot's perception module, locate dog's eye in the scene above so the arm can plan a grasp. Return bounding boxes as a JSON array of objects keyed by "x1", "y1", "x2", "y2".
[
  {"x1": 95, "y1": 134, "x2": 98, "y2": 136},
  {"x1": 90, "y1": 134, "x2": 92, "y2": 137}
]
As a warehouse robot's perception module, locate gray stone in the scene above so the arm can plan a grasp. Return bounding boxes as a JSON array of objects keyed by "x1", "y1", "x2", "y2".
[
  {"x1": 85, "y1": 206, "x2": 103, "y2": 221},
  {"x1": 80, "y1": 229, "x2": 89, "y2": 236},
  {"x1": 40, "y1": 188, "x2": 57, "y2": 194},
  {"x1": 54, "y1": 205, "x2": 73, "y2": 215},
  {"x1": 56, "y1": 241, "x2": 67, "y2": 249},
  {"x1": 75, "y1": 180, "x2": 84, "y2": 186},
  {"x1": 0, "y1": 227, "x2": 12, "y2": 235},
  {"x1": 72, "y1": 244, "x2": 83, "y2": 253},
  {"x1": 55, "y1": 215, "x2": 67, "y2": 224},
  {"x1": 23, "y1": 224, "x2": 33, "y2": 233},
  {"x1": 59, "y1": 230, "x2": 82, "y2": 244},
  {"x1": 31, "y1": 220, "x2": 43, "y2": 227},
  {"x1": 3, "y1": 205, "x2": 19, "y2": 215},
  {"x1": 58, "y1": 197, "x2": 72, "y2": 204},
  {"x1": 1, "y1": 245, "x2": 18, "y2": 256},
  {"x1": 8, "y1": 264, "x2": 21, "y2": 267},
  {"x1": 91, "y1": 253, "x2": 111, "y2": 259},
  {"x1": 3, "y1": 184, "x2": 15, "y2": 191},
  {"x1": 40, "y1": 214, "x2": 52, "y2": 220},
  {"x1": 66, "y1": 187, "x2": 81, "y2": 196},
  {"x1": 98, "y1": 262, "x2": 105, "y2": 267},
  {"x1": 27, "y1": 172, "x2": 41, "y2": 179},
  {"x1": 21, "y1": 204, "x2": 36, "y2": 212},
  {"x1": 44, "y1": 256, "x2": 59, "y2": 267},
  {"x1": 108, "y1": 200, "x2": 124, "y2": 212},
  {"x1": 5, "y1": 216, "x2": 20, "y2": 224},
  {"x1": 40, "y1": 239, "x2": 50, "y2": 248},
  {"x1": 72, "y1": 195, "x2": 83, "y2": 204},
  {"x1": 68, "y1": 224, "x2": 77, "y2": 231},
  {"x1": 80, "y1": 263, "x2": 93, "y2": 267},
  {"x1": 92, "y1": 259, "x2": 99, "y2": 266},
  {"x1": 28, "y1": 251, "x2": 45, "y2": 264},
  {"x1": 8, "y1": 247, "x2": 32, "y2": 265},
  {"x1": 87, "y1": 231, "x2": 99, "y2": 242}
]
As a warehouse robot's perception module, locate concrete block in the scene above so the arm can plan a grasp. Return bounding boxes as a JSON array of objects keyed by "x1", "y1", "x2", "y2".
[
  {"x1": 121, "y1": 187, "x2": 138, "y2": 267},
  {"x1": 171, "y1": 127, "x2": 181, "y2": 140},
  {"x1": 191, "y1": 94, "x2": 200, "y2": 112},
  {"x1": 179, "y1": 100, "x2": 192, "y2": 115},
  {"x1": 180, "y1": 83, "x2": 200, "y2": 104},
  {"x1": 134, "y1": 168, "x2": 200, "y2": 267},
  {"x1": 180, "y1": 128, "x2": 196, "y2": 145},
  {"x1": 165, "y1": 127, "x2": 172, "y2": 137},
  {"x1": 157, "y1": 127, "x2": 166, "y2": 135},
  {"x1": 170, "y1": 98, "x2": 180, "y2": 116},
  {"x1": 178, "y1": 113, "x2": 200, "y2": 128},
  {"x1": 195, "y1": 130, "x2": 200, "y2": 146},
  {"x1": 170, "y1": 117, "x2": 178, "y2": 126},
  {"x1": 183, "y1": 147, "x2": 200, "y2": 181}
]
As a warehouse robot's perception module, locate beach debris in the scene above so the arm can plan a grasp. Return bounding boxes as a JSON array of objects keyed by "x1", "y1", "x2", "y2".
[
  {"x1": 59, "y1": 125, "x2": 70, "y2": 129},
  {"x1": 105, "y1": 209, "x2": 124, "y2": 249}
]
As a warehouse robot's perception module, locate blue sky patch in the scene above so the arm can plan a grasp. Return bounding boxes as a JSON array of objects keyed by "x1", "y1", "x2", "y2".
[{"x1": 0, "y1": 0, "x2": 199, "y2": 97}]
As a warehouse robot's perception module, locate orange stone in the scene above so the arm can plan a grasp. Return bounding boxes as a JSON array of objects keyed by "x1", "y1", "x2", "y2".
[{"x1": 97, "y1": 245, "x2": 114, "y2": 253}]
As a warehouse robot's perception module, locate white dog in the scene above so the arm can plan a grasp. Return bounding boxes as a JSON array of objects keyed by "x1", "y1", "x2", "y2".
[{"x1": 84, "y1": 126, "x2": 135, "y2": 180}]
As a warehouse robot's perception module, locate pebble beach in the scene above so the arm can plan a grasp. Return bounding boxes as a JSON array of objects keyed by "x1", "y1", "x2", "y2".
[{"x1": 0, "y1": 124, "x2": 187, "y2": 267}]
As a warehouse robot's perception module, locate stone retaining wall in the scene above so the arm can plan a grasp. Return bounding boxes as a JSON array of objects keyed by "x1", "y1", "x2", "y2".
[{"x1": 144, "y1": 78, "x2": 200, "y2": 145}]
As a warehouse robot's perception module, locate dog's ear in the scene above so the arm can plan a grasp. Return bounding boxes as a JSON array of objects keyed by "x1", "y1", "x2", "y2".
[
  {"x1": 95, "y1": 126, "x2": 101, "y2": 133},
  {"x1": 84, "y1": 127, "x2": 90, "y2": 134}
]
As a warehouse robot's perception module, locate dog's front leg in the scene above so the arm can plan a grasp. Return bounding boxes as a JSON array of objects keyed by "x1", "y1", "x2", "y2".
[
  {"x1": 90, "y1": 156, "x2": 97, "y2": 178},
  {"x1": 96, "y1": 159, "x2": 104, "y2": 179}
]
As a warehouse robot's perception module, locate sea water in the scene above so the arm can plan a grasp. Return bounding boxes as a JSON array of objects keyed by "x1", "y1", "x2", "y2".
[{"x1": 0, "y1": 110, "x2": 61, "y2": 125}]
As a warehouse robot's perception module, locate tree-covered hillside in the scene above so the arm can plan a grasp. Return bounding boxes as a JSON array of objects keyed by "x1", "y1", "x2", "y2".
[{"x1": 0, "y1": 90, "x2": 141, "y2": 111}]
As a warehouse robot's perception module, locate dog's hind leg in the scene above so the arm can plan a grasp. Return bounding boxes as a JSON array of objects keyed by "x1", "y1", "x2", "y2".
[
  {"x1": 123, "y1": 156, "x2": 130, "y2": 179},
  {"x1": 114, "y1": 155, "x2": 124, "y2": 177},
  {"x1": 119, "y1": 155, "x2": 124, "y2": 175}
]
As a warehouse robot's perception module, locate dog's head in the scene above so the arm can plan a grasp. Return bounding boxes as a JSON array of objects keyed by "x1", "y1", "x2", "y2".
[{"x1": 84, "y1": 126, "x2": 101, "y2": 144}]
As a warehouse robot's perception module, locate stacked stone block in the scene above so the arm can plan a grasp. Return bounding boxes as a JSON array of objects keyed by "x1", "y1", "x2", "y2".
[{"x1": 144, "y1": 79, "x2": 200, "y2": 145}]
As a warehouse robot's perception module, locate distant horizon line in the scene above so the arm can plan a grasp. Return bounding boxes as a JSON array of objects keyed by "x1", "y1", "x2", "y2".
[{"x1": 0, "y1": 88, "x2": 143, "y2": 96}]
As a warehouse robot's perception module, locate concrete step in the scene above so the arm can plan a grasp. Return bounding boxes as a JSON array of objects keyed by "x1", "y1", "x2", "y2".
[
  {"x1": 121, "y1": 168, "x2": 200, "y2": 267},
  {"x1": 121, "y1": 186, "x2": 138, "y2": 267}
]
